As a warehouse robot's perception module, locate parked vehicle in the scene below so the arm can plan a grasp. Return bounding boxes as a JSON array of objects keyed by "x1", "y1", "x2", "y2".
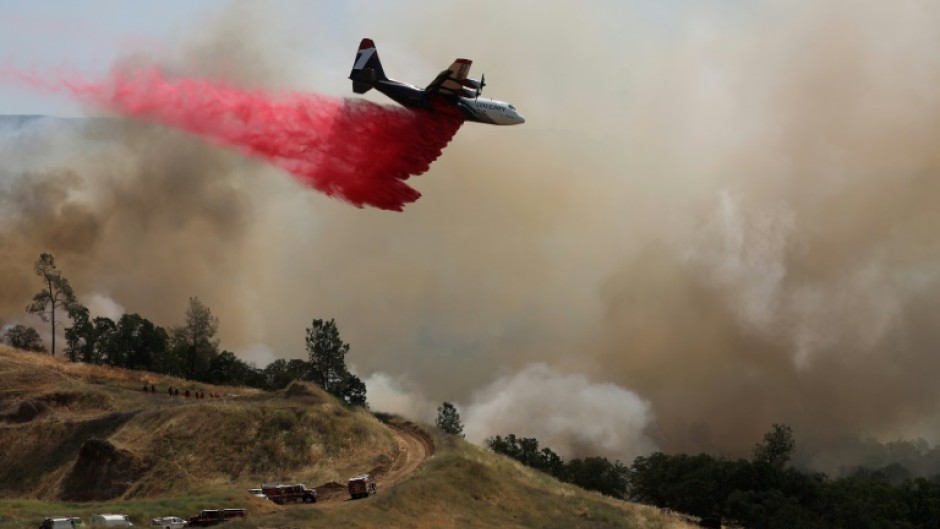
[
  {"x1": 347, "y1": 474, "x2": 377, "y2": 499},
  {"x1": 247, "y1": 488, "x2": 266, "y2": 499},
  {"x1": 260, "y1": 483, "x2": 317, "y2": 504},
  {"x1": 150, "y1": 516, "x2": 187, "y2": 529},
  {"x1": 186, "y1": 509, "x2": 245, "y2": 527},
  {"x1": 90, "y1": 515, "x2": 133, "y2": 527},
  {"x1": 39, "y1": 517, "x2": 83, "y2": 529}
]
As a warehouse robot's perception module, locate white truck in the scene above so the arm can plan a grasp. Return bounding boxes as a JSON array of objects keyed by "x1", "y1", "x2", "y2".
[
  {"x1": 150, "y1": 517, "x2": 187, "y2": 529},
  {"x1": 39, "y1": 517, "x2": 83, "y2": 529},
  {"x1": 90, "y1": 515, "x2": 133, "y2": 527}
]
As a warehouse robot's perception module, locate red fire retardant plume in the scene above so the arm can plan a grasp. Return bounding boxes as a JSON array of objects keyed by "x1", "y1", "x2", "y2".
[{"x1": 68, "y1": 69, "x2": 464, "y2": 210}]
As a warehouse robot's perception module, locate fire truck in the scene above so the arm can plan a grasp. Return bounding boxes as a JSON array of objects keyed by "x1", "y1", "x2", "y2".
[
  {"x1": 186, "y1": 509, "x2": 245, "y2": 527},
  {"x1": 347, "y1": 474, "x2": 377, "y2": 500},
  {"x1": 260, "y1": 483, "x2": 317, "y2": 504}
]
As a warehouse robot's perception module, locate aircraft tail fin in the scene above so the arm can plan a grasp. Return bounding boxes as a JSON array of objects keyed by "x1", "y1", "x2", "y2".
[{"x1": 349, "y1": 38, "x2": 387, "y2": 93}]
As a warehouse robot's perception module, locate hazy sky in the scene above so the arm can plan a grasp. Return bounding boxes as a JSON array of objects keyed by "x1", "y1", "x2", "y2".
[
  {"x1": 4, "y1": 0, "x2": 940, "y2": 467},
  {"x1": 0, "y1": 0, "x2": 358, "y2": 115},
  {"x1": 0, "y1": 0, "x2": 682, "y2": 115}
]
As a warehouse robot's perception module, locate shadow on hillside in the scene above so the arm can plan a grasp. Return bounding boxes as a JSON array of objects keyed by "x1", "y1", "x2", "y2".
[{"x1": 0, "y1": 411, "x2": 138, "y2": 497}]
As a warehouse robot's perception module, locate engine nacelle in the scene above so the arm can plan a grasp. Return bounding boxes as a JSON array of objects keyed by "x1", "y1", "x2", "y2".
[{"x1": 460, "y1": 87, "x2": 479, "y2": 98}]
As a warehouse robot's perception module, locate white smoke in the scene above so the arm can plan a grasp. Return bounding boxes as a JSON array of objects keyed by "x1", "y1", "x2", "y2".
[
  {"x1": 463, "y1": 364, "x2": 657, "y2": 462},
  {"x1": 236, "y1": 342, "x2": 277, "y2": 366},
  {"x1": 83, "y1": 291, "x2": 125, "y2": 321},
  {"x1": 363, "y1": 371, "x2": 436, "y2": 421},
  {"x1": 687, "y1": 191, "x2": 904, "y2": 369},
  {"x1": 7, "y1": 0, "x2": 940, "y2": 459}
]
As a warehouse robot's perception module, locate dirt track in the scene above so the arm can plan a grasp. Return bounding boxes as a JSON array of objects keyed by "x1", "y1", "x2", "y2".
[
  {"x1": 313, "y1": 420, "x2": 434, "y2": 506},
  {"x1": 380, "y1": 421, "x2": 434, "y2": 487}
]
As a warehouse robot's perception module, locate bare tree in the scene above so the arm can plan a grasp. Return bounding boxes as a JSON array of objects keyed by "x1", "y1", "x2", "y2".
[{"x1": 26, "y1": 253, "x2": 76, "y2": 356}]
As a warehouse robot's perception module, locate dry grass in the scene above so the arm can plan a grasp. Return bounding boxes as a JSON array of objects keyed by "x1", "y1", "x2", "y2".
[
  {"x1": 0, "y1": 346, "x2": 396, "y2": 500},
  {"x1": 216, "y1": 434, "x2": 700, "y2": 529},
  {"x1": 0, "y1": 346, "x2": 698, "y2": 529}
]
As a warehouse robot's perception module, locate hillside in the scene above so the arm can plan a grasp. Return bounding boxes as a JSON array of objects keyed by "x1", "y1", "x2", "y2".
[{"x1": 0, "y1": 346, "x2": 695, "y2": 529}]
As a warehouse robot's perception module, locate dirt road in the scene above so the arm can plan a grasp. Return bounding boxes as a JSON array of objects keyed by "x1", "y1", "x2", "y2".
[
  {"x1": 380, "y1": 421, "x2": 434, "y2": 487},
  {"x1": 314, "y1": 420, "x2": 434, "y2": 505}
]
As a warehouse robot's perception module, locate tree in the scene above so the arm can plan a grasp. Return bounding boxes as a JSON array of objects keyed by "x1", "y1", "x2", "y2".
[
  {"x1": 304, "y1": 319, "x2": 368, "y2": 406},
  {"x1": 753, "y1": 423, "x2": 796, "y2": 469},
  {"x1": 114, "y1": 314, "x2": 168, "y2": 371},
  {"x1": 64, "y1": 303, "x2": 95, "y2": 362},
  {"x1": 3, "y1": 324, "x2": 46, "y2": 352},
  {"x1": 26, "y1": 253, "x2": 77, "y2": 356},
  {"x1": 436, "y1": 402, "x2": 465, "y2": 436},
  {"x1": 340, "y1": 374, "x2": 368, "y2": 407},
  {"x1": 93, "y1": 317, "x2": 117, "y2": 365},
  {"x1": 207, "y1": 351, "x2": 264, "y2": 387},
  {"x1": 564, "y1": 457, "x2": 630, "y2": 499},
  {"x1": 486, "y1": 434, "x2": 564, "y2": 477},
  {"x1": 263, "y1": 358, "x2": 311, "y2": 390},
  {"x1": 486, "y1": 433, "x2": 626, "y2": 499},
  {"x1": 172, "y1": 297, "x2": 220, "y2": 380},
  {"x1": 305, "y1": 318, "x2": 351, "y2": 394}
]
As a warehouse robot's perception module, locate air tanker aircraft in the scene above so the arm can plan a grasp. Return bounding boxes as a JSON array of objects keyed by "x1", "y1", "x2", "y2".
[{"x1": 349, "y1": 38, "x2": 525, "y2": 126}]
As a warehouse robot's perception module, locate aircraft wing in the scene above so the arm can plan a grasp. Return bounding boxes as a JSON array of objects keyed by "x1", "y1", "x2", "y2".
[{"x1": 425, "y1": 58, "x2": 472, "y2": 95}]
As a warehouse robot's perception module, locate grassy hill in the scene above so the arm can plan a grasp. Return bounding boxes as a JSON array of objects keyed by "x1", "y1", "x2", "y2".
[{"x1": 0, "y1": 345, "x2": 696, "y2": 529}]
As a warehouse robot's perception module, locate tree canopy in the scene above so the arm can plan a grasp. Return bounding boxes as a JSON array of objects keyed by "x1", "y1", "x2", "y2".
[
  {"x1": 3, "y1": 324, "x2": 46, "y2": 352},
  {"x1": 486, "y1": 434, "x2": 626, "y2": 498},
  {"x1": 21, "y1": 283, "x2": 368, "y2": 406}
]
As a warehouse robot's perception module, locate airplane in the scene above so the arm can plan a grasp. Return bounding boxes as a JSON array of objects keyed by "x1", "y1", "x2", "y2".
[{"x1": 349, "y1": 38, "x2": 525, "y2": 126}]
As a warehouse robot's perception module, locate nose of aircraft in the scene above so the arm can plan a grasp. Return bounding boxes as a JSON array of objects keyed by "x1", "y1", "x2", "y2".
[{"x1": 515, "y1": 112, "x2": 526, "y2": 124}]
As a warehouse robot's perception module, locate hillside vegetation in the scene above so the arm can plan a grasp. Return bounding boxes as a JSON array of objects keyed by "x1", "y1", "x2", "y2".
[{"x1": 0, "y1": 346, "x2": 695, "y2": 529}]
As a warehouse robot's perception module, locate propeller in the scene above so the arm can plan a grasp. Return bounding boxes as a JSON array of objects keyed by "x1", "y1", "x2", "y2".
[{"x1": 477, "y1": 74, "x2": 486, "y2": 98}]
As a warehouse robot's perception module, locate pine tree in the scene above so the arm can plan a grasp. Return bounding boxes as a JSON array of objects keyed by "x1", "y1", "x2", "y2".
[
  {"x1": 305, "y1": 318, "x2": 351, "y2": 394},
  {"x1": 26, "y1": 253, "x2": 77, "y2": 356},
  {"x1": 436, "y1": 402, "x2": 464, "y2": 437}
]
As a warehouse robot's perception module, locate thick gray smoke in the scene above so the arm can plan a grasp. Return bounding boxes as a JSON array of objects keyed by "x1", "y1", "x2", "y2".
[
  {"x1": 463, "y1": 364, "x2": 657, "y2": 462},
  {"x1": 4, "y1": 0, "x2": 940, "y2": 464}
]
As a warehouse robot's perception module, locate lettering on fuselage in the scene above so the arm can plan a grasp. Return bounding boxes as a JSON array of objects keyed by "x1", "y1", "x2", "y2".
[{"x1": 473, "y1": 102, "x2": 506, "y2": 112}]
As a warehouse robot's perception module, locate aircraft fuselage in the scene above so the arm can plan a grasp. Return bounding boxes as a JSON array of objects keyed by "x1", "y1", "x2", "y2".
[
  {"x1": 349, "y1": 38, "x2": 525, "y2": 126},
  {"x1": 371, "y1": 79, "x2": 524, "y2": 126}
]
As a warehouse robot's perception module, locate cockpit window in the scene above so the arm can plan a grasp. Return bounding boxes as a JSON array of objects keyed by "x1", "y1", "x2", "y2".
[{"x1": 508, "y1": 104, "x2": 515, "y2": 110}]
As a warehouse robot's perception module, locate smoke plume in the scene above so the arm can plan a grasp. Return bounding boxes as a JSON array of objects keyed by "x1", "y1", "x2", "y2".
[
  {"x1": 3, "y1": 1, "x2": 940, "y2": 465},
  {"x1": 463, "y1": 364, "x2": 657, "y2": 462}
]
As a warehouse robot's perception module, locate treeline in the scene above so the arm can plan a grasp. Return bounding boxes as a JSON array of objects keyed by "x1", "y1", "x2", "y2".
[
  {"x1": 797, "y1": 436, "x2": 940, "y2": 481},
  {"x1": 3, "y1": 253, "x2": 366, "y2": 406},
  {"x1": 629, "y1": 424, "x2": 940, "y2": 529},
  {"x1": 486, "y1": 434, "x2": 630, "y2": 499},
  {"x1": 488, "y1": 424, "x2": 940, "y2": 529}
]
